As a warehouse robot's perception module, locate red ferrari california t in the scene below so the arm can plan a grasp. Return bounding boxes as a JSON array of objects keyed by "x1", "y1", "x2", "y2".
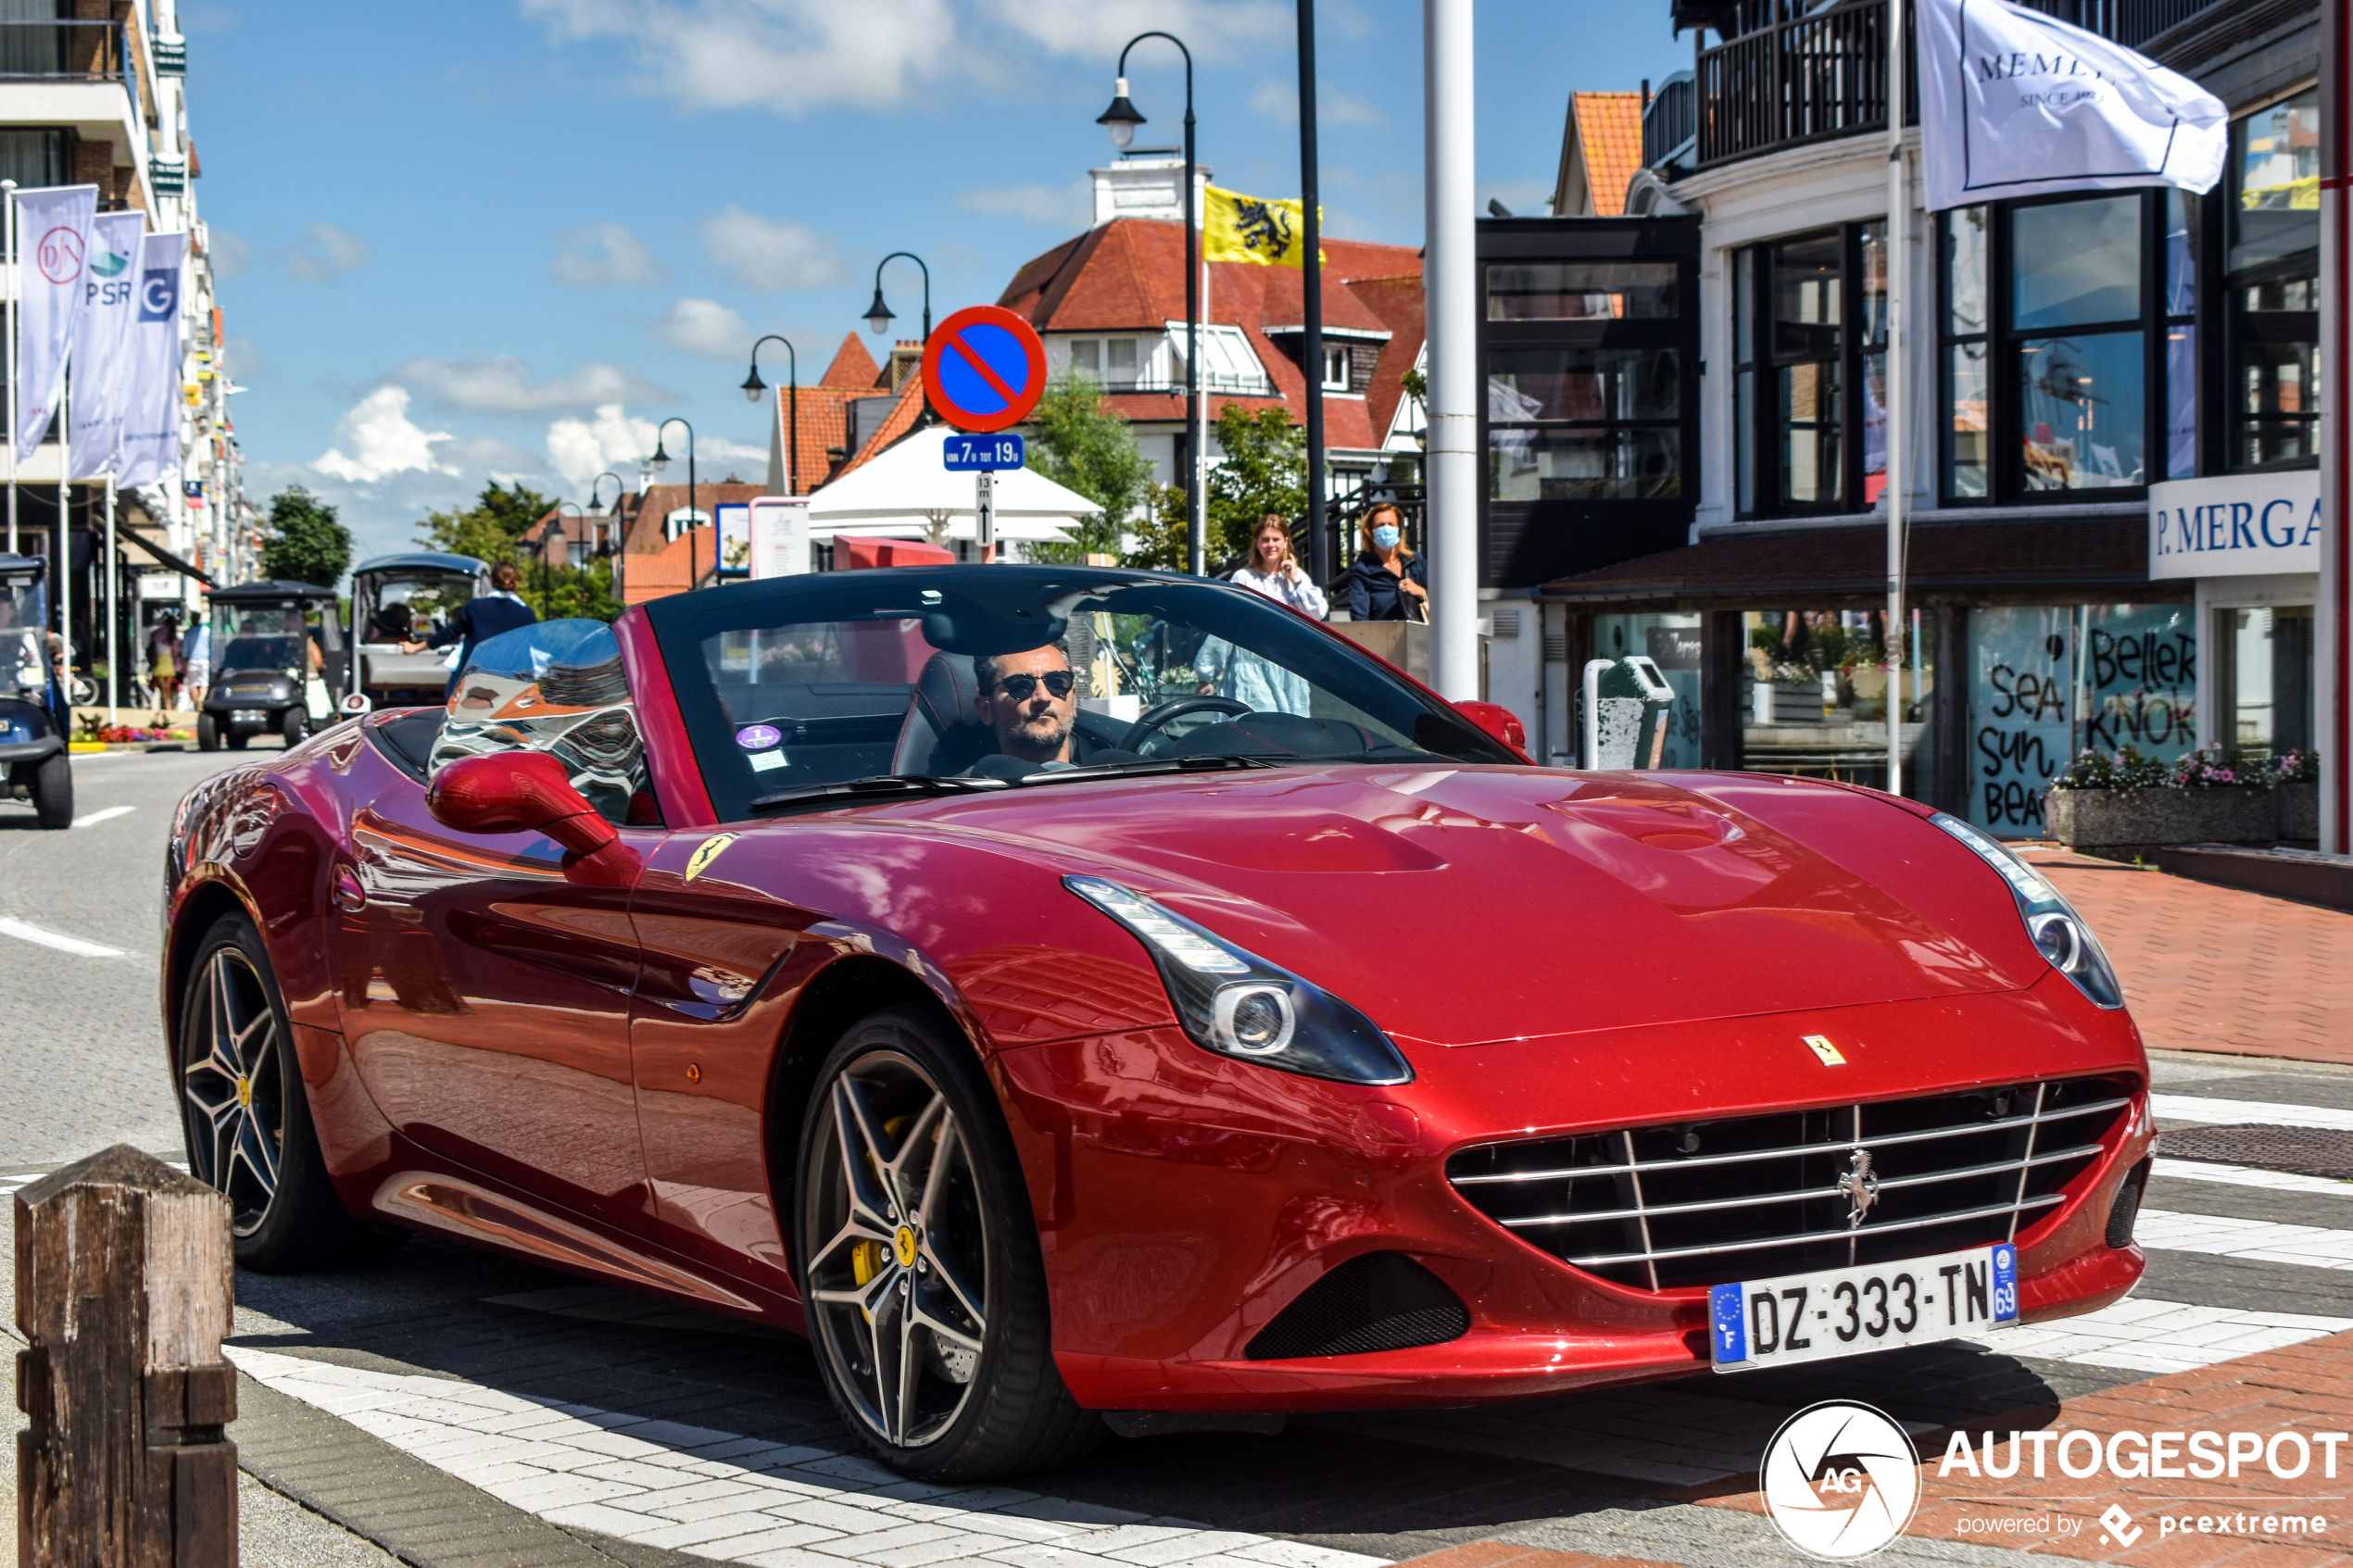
[{"x1": 162, "y1": 565, "x2": 2152, "y2": 1479}]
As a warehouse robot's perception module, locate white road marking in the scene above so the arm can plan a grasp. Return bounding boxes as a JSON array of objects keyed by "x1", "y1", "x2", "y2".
[
  {"x1": 70, "y1": 805, "x2": 134, "y2": 827},
  {"x1": 225, "y1": 1346, "x2": 1380, "y2": 1568},
  {"x1": 1969, "y1": 1297, "x2": 2353, "y2": 1375},
  {"x1": 0, "y1": 916, "x2": 124, "y2": 959},
  {"x1": 2154, "y1": 1157, "x2": 2353, "y2": 1196},
  {"x1": 2155, "y1": 1093, "x2": 2353, "y2": 1134},
  {"x1": 2135, "y1": 1207, "x2": 2353, "y2": 1271}
]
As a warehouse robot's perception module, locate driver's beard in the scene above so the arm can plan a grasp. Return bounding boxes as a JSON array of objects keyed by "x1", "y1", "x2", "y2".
[{"x1": 1002, "y1": 711, "x2": 1072, "y2": 762}]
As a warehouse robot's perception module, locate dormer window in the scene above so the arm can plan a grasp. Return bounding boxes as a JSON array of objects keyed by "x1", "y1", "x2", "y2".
[{"x1": 1322, "y1": 345, "x2": 1350, "y2": 392}]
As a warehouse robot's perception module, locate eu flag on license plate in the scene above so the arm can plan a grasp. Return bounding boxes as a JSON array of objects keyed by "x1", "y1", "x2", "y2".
[{"x1": 1709, "y1": 1282, "x2": 1746, "y2": 1363}]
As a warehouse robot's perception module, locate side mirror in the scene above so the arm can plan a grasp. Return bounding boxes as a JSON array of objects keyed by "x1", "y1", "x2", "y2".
[
  {"x1": 1453, "y1": 700, "x2": 1528, "y2": 756},
  {"x1": 425, "y1": 751, "x2": 638, "y2": 885},
  {"x1": 338, "y1": 692, "x2": 372, "y2": 717}
]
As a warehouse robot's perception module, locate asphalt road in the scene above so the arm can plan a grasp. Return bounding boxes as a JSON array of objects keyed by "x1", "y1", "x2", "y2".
[{"x1": 6, "y1": 745, "x2": 2353, "y2": 1567}]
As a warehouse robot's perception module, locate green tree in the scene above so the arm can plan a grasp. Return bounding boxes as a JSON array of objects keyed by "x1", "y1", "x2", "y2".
[
  {"x1": 416, "y1": 480, "x2": 555, "y2": 566},
  {"x1": 1023, "y1": 370, "x2": 1157, "y2": 564},
  {"x1": 522, "y1": 558, "x2": 624, "y2": 623},
  {"x1": 259, "y1": 486, "x2": 353, "y2": 585},
  {"x1": 1203, "y1": 403, "x2": 1304, "y2": 566}
]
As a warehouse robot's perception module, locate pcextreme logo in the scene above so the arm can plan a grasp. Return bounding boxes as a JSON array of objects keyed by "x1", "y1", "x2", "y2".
[{"x1": 1760, "y1": 1400, "x2": 1921, "y2": 1560}]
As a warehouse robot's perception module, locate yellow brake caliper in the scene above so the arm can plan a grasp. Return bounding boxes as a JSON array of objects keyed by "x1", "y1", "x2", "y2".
[{"x1": 852, "y1": 1115, "x2": 912, "y2": 1315}]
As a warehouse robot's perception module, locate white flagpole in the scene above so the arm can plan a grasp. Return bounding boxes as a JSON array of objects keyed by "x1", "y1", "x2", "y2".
[
  {"x1": 104, "y1": 472, "x2": 115, "y2": 727},
  {"x1": 4, "y1": 180, "x2": 15, "y2": 558},
  {"x1": 1884, "y1": 0, "x2": 1907, "y2": 799}
]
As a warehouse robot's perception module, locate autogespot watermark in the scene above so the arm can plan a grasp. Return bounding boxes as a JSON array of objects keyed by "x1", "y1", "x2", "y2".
[{"x1": 1757, "y1": 1407, "x2": 2349, "y2": 1560}]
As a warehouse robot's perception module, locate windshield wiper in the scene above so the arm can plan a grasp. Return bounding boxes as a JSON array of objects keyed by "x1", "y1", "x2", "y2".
[
  {"x1": 1012, "y1": 754, "x2": 1285, "y2": 785},
  {"x1": 749, "y1": 773, "x2": 1010, "y2": 814}
]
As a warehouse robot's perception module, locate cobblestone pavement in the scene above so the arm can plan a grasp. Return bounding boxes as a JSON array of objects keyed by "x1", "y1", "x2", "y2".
[
  {"x1": 2022, "y1": 847, "x2": 2353, "y2": 1066},
  {"x1": 9, "y1": 753, "x2": 2353, "y2": 1564}
]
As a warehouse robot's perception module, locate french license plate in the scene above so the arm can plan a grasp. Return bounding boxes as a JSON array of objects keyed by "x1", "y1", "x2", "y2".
[
  {"x1": 232, "y1": 709, "x2": 266, "y2": 723},
  {"x1": 1709, "y1": 1242, "x2": 2018, "y2": 1372}
]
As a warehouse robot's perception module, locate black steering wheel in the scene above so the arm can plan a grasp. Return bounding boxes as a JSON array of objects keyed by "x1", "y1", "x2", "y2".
[{"x1": 1120, "y1": 695, "x2": 1252, "y2": 754}]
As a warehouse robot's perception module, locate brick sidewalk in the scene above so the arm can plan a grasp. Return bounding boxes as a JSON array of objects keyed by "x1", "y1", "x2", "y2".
[{"x1": 2019, "y1": 850, "x2": 2353, "y2": 1066}]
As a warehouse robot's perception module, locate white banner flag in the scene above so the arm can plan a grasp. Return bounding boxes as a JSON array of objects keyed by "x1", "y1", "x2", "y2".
[
  {"x1": 1919, "y1": 0, "x2": 2227, "y2": 212},
  {"x1": 11, "y1": 184, "x2": 96, "y2": 462},
  {"x1": 66, "y1": 211, "x2": 146, "y2": 478},
  {"x1": 115, "y1": 231, "x2": 186, "y2": 492}
]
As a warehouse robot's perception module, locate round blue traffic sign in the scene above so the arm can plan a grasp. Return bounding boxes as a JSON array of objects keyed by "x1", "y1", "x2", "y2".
[{"x1": 920, "y1": 306, "x2": 1047, "y2": 433}]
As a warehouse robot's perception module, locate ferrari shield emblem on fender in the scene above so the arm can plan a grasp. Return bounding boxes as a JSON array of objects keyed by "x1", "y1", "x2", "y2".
[
  {"x1": 1804, "y1": 1035, "x2": 1845, "y2": 1066},
  {"x1": 684, "y1": 834, "x2": 739, "y2": 883}
]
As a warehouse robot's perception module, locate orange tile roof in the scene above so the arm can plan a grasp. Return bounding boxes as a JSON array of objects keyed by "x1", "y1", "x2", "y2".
[
  {"x1": 826, "y1": 376, "x2": 929, "y2": 483},
  {"x1": 1557, "y1": 91, "x2": 1644, "y2": 217},
  {"x1": 619, "y1": 526, "x2": 713, "y2": 606},
  {"x1": 819, "y1": 332, "x2": 882, "y2": 391}
]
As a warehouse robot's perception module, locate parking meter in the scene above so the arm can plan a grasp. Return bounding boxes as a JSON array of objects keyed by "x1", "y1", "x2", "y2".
[{"x1": 1582, "y1": 655, "x2": 1677, "y2": 770}]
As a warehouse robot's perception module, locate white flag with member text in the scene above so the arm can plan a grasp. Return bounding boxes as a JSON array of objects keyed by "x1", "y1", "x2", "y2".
[
  {"x1": 11, "y1": 184, "x2": 96, "y2": 463},
  {"x1": 1919, "y1": 0, "x2": 2226, "y2": 212},
  {"x1": 115, "y1": 231, "x2": 186, "y2": 492},
  {"x1": 67, "y1": 211, "x2": 147, "y2": 478}
]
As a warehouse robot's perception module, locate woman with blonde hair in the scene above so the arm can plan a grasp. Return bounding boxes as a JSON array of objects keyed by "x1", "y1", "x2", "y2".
[
  {"x1": 1193, "y1": 515, "x2": 1326, "y2": 715},
  {"x1": 1342, "y1": 502, "x2": 1428, "y2": 621}
]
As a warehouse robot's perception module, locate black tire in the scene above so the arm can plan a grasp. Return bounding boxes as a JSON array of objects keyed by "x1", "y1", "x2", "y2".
[
  {"x1": 796, "y1": 1005, "x2": 1100, "y2": 1480},
  {"x1": 281, "y1": 708, "x2": 307, "y2": 748},
  {"x1": 197, "y1": 713, "x2": 220, "y2": 752},
  {"x1": 30, "y1": 751, "x2": 70, "y2": 830},
  {"x1": 176, "y1": 910, "x2": 376, "y2": 1270}
]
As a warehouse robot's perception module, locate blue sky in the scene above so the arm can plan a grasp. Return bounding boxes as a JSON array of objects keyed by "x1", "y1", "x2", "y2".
[{"x1": 188, "y1": 1, "x2": 1692, "y2": 562}]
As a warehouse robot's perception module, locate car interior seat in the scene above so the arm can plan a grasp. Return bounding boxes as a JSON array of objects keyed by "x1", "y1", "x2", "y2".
[{"x1": 890, "y1": 651, "x2": 998, "y2": 777}]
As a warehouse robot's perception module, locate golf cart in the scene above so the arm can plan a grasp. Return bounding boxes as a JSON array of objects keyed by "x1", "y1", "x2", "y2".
[
  {"x1": 347, "y1": 552, "x2": 488, "y2": 709},
  {"x1": 0, "y1": 553, "x2": 70, "y2": 828},
  {"x1": 196, "y1": 581, "x2": 346, "y2": 751}
]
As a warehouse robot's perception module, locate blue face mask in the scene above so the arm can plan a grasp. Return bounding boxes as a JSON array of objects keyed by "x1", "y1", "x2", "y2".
[{"x1": 1371, "y1": 524, "x2": 1401, "y2": 551}]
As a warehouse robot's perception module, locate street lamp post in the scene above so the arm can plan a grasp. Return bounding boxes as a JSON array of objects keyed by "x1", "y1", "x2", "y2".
[
  {"x1": 650, "y1": 419, "x2": 698, "y2": 596},
  {"x1": 742, "y1": 335, "x2": 800, "y2": 496},
  {"x1": 1297, "y1": 0, "x2": 1329, "y2": 588},
  {"x1": 864, "y1": 254, "x2": 932, "y2": 344},
  {"x1": 544, "y1": 514, "x2": 568, "y2": 608},
  {"x1": 1099, "y1": 34, "x2": 1201, "y2": 575}
]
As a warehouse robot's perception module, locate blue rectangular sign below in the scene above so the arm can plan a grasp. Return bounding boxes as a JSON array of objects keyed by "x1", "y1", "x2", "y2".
[{"x1": 943, "y1": 433, "x2": 1025, "y2": 471}]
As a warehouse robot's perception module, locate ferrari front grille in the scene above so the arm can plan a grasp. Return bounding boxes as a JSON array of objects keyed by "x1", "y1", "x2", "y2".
[{"x1": 1445, "y1": 1076, "x2": 2134, "y2": 1291}]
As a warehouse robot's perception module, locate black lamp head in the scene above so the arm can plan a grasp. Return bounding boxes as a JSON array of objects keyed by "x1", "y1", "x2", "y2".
[
  {"x1": 1098, "y1": 76, "x2": 1144, "y2": 150},
  {"x1": 741, "y1": 365, "x2": 766, "y2": 403},
  {"x1": 864, "y1": 286, "x2": 894, "y2": 336}
]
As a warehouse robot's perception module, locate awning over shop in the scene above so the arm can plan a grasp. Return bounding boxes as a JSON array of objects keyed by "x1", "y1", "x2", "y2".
[
  {"x1": 1539, "y1": 513, "x2": 2170, "y2": 610},
  {"x1": 118, "y1": 529, "x2": 214, "y2": 587}
]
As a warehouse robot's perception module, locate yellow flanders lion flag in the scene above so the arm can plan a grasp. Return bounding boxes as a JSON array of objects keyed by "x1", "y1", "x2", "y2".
[{"x1": 1202, "y1": 186, "x2": 1325, "y2": 269}]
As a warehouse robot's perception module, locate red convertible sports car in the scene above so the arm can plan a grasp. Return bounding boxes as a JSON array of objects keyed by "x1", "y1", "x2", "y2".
[{"x1": 163, "y1": 565, "x2": 2153, "y2": 1480}]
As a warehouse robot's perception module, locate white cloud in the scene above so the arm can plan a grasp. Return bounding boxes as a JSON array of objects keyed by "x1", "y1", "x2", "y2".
[
  {"x1": 700, "y1": 206, "x2": 844, "y2": 294},
  {"x1": 277, "y1": 222, "x2": 371, "y2": 283},
  {"x1": 208, "y1": 226, "x2": 253, "y2": 281},
  {"x1": 547, "y1": 403, "x2": 661, "y2": 489},
  {"x1": 220, "y1": 334, "x2": 265, "y2": 383},
  {"x1": 651, "y1": 298, "x2": 750, "y2": 358},
  {"x1": 1249, "y1": 77, "x2": 1382, "y2": 126},
  {"x1": 698, "y1": 435, "x2": 770, "y2": 477},
  {"x1": 981, "y1": 0, "x2": 1288, "y2": 60},
  {"x1": 552, "y1": 221, "x2": 661, "y2": 287},
  {"x1": 955, "y1": 182, "x2": 1090, "y2": 228},
  {"x1": 391, "y1": 355, "x2": 673, "y2": 413},
  {"x1": 521, "y1": 0, "x2": 960, "y2": 114},
  {"x1": 314, "y1": 388, "x2": 455, "y2": 484}
]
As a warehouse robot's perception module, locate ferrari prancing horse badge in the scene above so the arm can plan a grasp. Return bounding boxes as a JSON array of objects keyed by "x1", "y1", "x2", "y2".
[{"x1": 684, "y1": 834, "x2": 739, "y2": 882}]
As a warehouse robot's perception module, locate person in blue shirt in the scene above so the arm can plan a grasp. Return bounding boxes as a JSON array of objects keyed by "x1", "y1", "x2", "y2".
[{"x1": 401, "y1": 561, "x2": 537, "y2": 698}]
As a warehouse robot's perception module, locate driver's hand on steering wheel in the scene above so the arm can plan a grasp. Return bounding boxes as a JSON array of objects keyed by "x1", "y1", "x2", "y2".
[{"x1": 1196, "y1": 682, "x2": 1216, "y2": 696}]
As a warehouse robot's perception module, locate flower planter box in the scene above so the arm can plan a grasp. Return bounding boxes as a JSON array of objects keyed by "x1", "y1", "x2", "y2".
[
  {"x1": 2281, "y1": 783, "x2": 2320, "y2": 841},
  {"x1": 2045, "y1": 785, "x2": 2280, "y2": 849}
]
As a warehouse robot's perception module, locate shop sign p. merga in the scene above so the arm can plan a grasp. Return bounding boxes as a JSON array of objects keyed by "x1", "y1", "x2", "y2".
[{"x1": 2149, "y1": 470, "x2": 2321, "y2": 580}]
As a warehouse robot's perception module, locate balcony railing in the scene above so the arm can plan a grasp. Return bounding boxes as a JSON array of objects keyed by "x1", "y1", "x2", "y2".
[
  {"x1": 0, "y1": 19, "x2": 128, "y2": 81},
  {"x1": 1075, "y1": 372, "x2": 1278, "y2": 398},
  {"x1": 1642, "y1": 71, "x2": 1696, "y2": 172},
  {"x1": 1676, "y1": 0, "x2": 2231, "y2": 174}
]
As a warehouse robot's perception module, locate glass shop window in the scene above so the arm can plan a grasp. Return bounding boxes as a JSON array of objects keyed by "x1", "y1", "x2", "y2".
[
  {"x1": 2227, "y1": 89, "x2": 2320, "y2": 470},
  {"x1": 1731, "y1": 222, "x2": 1885, "y2": 517},
  {"x1": 1592, "y1": 613, "x2": 1704, "y2": 768},
  {"x1": 1737, "y1": 608, "x2": 1931, "y2": 797},
  {"x1": 2221, "y1": 605, "x2": 2314, "y2": 759},
  {"x1": 1485, "y1": 261, "x2": 1678, "y2": 320}
]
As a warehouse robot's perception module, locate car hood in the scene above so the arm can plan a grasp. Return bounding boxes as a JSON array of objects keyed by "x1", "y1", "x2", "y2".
[{"x1": 902, "y1": 764, "x2": 2048, "y2": 1048}]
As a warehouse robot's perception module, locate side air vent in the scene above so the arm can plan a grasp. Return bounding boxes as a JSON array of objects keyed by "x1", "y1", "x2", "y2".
[{"x1": 1245, "y1": 1253, "x2": 1469, "y2": 1361}]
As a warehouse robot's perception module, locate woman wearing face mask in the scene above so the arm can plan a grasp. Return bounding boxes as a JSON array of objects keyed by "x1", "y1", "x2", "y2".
[
  {"x1": 1343, "y1": 503, "x2": 1428, "y2": 621},
  {"x1": 1194, "y1": 516, "x2": 1326, "y2": 715}
]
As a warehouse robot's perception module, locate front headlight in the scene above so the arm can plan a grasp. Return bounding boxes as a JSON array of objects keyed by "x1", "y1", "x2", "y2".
[
  {"x1": 1929, "y1": 813, "x2": 2124, "y2": 1010},
  {"x1": 1064, "y1": 875, "x2": 1413, "y2": 1085}
]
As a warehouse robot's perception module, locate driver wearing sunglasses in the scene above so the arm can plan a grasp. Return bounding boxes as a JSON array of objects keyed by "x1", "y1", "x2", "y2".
[{"x1": 973, "y1": 642, "x2": 1080, "y2": 769}]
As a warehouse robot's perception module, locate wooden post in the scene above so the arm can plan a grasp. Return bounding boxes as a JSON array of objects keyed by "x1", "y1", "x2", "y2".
[{"x1": 16, "y1": 1144, "x2": 236, "y2": 1568}]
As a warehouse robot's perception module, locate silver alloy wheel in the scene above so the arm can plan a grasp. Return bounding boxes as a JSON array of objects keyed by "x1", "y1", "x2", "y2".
[
  {"x1": 804, "y1": 1050, "x2": 990, "y2": 1450},
  {"x1": 182, "y1": 944, "x2": 286, "y2": 1237}
]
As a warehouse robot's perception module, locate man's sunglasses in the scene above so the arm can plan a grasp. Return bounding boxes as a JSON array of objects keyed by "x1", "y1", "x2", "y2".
[{"x1": 990, "y1": 671, "x2": 1076, "y2": 701}]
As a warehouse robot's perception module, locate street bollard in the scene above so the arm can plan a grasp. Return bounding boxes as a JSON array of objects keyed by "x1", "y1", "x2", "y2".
[{"x1": 16, "y1": 1144, "x2": 237, "y2": 1568}]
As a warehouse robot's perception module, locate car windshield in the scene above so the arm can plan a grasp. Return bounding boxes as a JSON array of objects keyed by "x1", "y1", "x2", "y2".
[
  {"x1": 656, "y1": 568, "x2": 1519, "y2": 822},
  {"x1": 359, "y1": 574, "x2": 470, "y2": 646},
  {"x1": 212, "y1": 602, "x2": 313, "y2": 672},
  {"x1": 0, "y1": 578, "x2": 43, "y2": 695}
]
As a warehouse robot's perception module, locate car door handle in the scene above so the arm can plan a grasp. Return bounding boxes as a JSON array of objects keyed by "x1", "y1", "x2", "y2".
[{"x1": 333, "y1": 866, "x2": 366, "y2": 913}]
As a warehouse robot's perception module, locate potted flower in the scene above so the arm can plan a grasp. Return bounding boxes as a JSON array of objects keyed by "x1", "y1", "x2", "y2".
[{"x1": 2045, "y1": 745, "x2": 2281, "y2": 849}]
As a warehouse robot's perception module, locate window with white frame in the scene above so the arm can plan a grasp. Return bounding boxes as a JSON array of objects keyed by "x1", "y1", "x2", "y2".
[
  {"x1": 1164, "y1": 322, "x2": 1275, "y2": 395},
  {"x1": 1322, "y1": 345, "x2": 1351, "y2": 392}
]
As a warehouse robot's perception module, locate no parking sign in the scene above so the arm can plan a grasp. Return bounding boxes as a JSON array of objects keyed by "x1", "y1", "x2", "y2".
[{"x1": 920, "y1": 306, "x2": 1046, "y2": 434}]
